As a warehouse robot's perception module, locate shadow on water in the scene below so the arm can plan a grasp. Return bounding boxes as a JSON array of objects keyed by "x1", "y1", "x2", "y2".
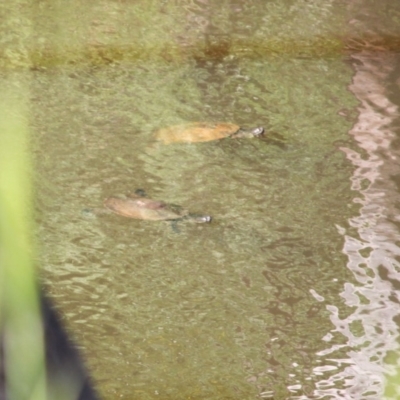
[{"x1": 2, "y1": 0, "x2": 397, "y2": 398}]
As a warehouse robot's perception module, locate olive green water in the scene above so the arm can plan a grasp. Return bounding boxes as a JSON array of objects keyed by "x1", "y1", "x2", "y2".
[{"x1": 4, "y1": 0, "x2": 400, "y2": 399}]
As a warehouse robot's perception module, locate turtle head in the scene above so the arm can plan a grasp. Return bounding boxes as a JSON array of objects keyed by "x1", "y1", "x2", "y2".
[
  {"x1": 251, "y1": 127, "x2": 264, "y2": 137},
  {"x1": 197, "y1": 215, "x2": 212, "y2": 223},
  {"x1": 187, "y1": 214, "x2": 212, "y2": 223},
  {"x1": 233, "y1": 126, "x2": 264, "y2": 138}
]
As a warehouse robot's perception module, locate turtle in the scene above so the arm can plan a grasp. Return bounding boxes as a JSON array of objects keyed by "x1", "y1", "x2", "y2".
[
  {"x1": 102, "y1": 190, "x2": 212, "y2": 223},
  {"x1": 154, "y1": 122, "x2": 264, "y2": 144}
]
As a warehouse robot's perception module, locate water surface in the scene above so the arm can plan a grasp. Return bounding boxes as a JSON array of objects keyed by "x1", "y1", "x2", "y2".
[{"x1": 12, "y1": 0, "x2": 400, "y2": 398}]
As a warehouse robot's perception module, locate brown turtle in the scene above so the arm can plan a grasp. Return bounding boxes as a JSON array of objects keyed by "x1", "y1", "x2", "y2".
[
  {"x1": 103, "y1": 190, "x2": 211, "y2": 223},
  {"x1": 155, "y1": 122, "x2": 264, "y2": 144}
]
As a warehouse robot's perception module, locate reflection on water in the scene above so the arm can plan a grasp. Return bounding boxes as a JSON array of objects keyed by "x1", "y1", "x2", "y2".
[
  {"x1": 315, "y1": 42, "x2": 400, "y2": 398},
  {"x1": 14, "y1": 0, "x2": 400, "y2": 399}
]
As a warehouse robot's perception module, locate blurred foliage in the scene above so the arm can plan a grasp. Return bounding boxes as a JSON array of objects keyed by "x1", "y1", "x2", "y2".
[
  {"x1": 0, "y1": 75, "x2": 46, "y2": 399},
  {"x1": 0, "y1": 2, "x2": 45, "y2": 399}
]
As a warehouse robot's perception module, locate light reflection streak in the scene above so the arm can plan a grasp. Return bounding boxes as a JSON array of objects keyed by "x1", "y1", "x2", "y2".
[{"x1": 314, "y1": 49, "x2": 400, "y2": 398}]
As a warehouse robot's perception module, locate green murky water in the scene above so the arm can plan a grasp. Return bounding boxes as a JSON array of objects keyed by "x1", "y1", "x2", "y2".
[{"x1": 3, "y1": 0, "x2": 400, "y2": 399}]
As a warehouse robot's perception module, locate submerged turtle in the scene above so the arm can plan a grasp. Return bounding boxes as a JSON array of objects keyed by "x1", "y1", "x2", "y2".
[
  {"x1": 155, "y1": 122, "x2": 264, "y2": 144},
  {"x1": 103, "y1": 190, "x2": 212, "y2": 223}
]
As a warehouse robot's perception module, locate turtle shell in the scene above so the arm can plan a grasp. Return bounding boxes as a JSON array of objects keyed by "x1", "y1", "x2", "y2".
[
  {"x1": 155, "y1": 122, "x2": 241, "y2": 144},
  {"x1": 104, "y1": 196, "x2": 185, "y2": 221}
]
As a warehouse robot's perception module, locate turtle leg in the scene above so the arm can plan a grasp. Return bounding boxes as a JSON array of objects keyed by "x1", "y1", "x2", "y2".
[
  {"x1": 134, "y1": 188, "x2": 147, "y2": 197},
  {"x1": 170, "y1": 219, "x2": 181, "y2": 233},
  {"x1": 81, "y1": 207, "x2": 111, "y2": 218}
]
